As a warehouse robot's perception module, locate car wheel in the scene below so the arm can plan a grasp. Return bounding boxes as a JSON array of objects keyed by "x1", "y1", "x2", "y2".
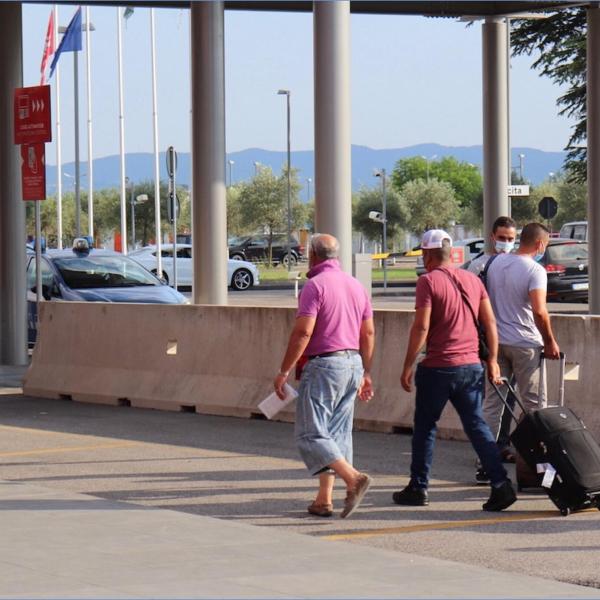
[
  {"x1": 231, "y1": 268, "x2": 253, "y2": 291},
  {"x1": 282, "y1": 253, "x2": 297, "y2": 268},
  {"x1": 230, "y1": 253, "x2": 244, "y2": 261},
  {"x1": 152, "y1": 269, "x2": 169, "y2": 285}
]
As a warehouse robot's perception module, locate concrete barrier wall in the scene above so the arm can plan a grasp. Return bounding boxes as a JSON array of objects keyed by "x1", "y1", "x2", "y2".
[{"x1": 23, "y1": 302, "x2": 599, "y2": 440}]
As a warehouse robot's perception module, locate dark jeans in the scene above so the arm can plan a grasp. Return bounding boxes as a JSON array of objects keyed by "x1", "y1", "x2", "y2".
[{"x1": 410, "y1": 363, "x2": 508, "y2": 488}]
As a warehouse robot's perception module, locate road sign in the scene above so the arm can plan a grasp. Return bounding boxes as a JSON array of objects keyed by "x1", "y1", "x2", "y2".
[
  {"x1": 167, "y1": 189, "x2": 180, "y2": 224},
  {"x1": 539, "y1": 196, "x2": 558, "y2": 220},
  {"x1": 166, "y1": 146, "x2": 177, "y2": 177},
  {"x1": 20, "y1": 143, "x2": 46, "y2": 201},
  {"x1": 14, "y1": 85, "x2": 52, "y2": 145},
  {"x1": 507, "y1": 185, "x2": 530, "y2": 196}
]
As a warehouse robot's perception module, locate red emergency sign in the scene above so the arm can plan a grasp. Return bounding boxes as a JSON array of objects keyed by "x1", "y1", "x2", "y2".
[
  {"x1": 14, "y1": 85, "x2": 52, "y2": 145},
  {"x1": 21, "y1": 143, "x2": 46, "y2": 201},
  {"x1": 449, "y1": 246, "x2": 465, "y2": 265}
]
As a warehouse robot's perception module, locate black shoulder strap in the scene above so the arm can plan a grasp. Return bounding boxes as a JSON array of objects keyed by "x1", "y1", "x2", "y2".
[
  {"x1": 439, "y1": 268, "x2": 480, "y2": 330},
  {"x1": 480, "y1": 253, "x2": 500, "y2": 289}
]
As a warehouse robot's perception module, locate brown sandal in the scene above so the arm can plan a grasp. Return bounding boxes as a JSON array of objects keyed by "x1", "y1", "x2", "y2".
[{"x1": 307, "y1": 502, "x2": 333, "y2": 517}]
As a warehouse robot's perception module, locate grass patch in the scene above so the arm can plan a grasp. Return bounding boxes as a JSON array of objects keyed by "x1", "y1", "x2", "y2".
[
  {"x1": 257, "y1": 263, "x2": 416, "y2": 283},
  {"x1": 258, "y1": 265, "x2": 308, "y2": 281},
  {"x1": 372, "y1": 267, "x2": 417, "y2": 281}
]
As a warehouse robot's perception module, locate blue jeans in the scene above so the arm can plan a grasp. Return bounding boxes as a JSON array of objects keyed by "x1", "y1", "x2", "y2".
[
  {"x1": 295, "y1": 353, "x2": 364, "y2": 476},
  {"x1": 410, "y1": 364, "x2": 508, "y2": 488}
]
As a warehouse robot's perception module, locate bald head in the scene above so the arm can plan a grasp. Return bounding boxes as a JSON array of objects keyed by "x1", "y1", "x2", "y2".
[{"x1": 310, "y1": 233, "x2": 340, "y2": 261}]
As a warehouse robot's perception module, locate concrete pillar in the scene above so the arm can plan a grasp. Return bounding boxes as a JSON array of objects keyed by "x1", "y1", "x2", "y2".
[
  {"x1": 313, "y1": 1, "x2": 352, "y2": 272},
  {"x1": 588, "y1": 8, "x2": 600, "y2": 314},
  {"x1": 482, "y1": 17, "x2": 509, "y2": 252},
  {"x1": 0, "y1": 3, "x2": 27, "y2": 365},
  {"x1": 190, "y1": 1, "x2": 227, "y2": 305}
]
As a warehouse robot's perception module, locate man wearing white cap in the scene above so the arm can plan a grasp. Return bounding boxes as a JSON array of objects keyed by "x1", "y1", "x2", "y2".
[{"x1": 394, "y1": 229, "x2": 517, "y2": 512}]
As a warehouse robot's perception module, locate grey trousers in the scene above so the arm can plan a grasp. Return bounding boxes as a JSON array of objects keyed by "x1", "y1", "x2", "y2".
[{"x1": 482, "y1": 344, "x2": 546, "y2": 441}]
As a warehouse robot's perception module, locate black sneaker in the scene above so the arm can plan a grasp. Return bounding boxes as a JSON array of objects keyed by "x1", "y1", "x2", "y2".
[
  {"x1": 483, "y1": 480, "x2": 517, "y2": 512},
  {"x1": 392, "y1": 485, "x2": 429, "y2": 506},
  {"x1": 475, "y1": 467, "x2": 490, "y2": 485}
]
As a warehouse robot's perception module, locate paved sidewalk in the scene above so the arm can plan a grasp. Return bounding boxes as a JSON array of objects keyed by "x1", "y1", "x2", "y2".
[
  {"x1": 2, "y1": 365, "x2": 599, "y2": 598},
  {"x1": 1, "y1": 478, "x2": 597, "y2": 599}
]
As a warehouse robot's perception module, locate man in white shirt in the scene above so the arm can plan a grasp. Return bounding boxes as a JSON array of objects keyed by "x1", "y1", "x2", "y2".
[
  {"x1": 467, "y1": 216, "x2": 517, "y2": 279},
  {"x1": 468, "y1": 216, "x2": 517, "y2": 465},
  {"x1": 477, "y1": 223, "x2": 561, "y2": 482}
]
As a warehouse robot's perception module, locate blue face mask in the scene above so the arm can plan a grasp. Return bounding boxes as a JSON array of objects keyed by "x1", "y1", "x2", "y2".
[
  {"x1": 534, "y1": 253, "x2": 545, "y2": 262},
  {"x1": 495, "y1": 240, "x2": 515, "y2": 254}
]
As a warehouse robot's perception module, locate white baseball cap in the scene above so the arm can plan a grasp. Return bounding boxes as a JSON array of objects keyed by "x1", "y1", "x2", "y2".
[{"x1": 421, "y1": 229, "x2": 453, "y2": 249}]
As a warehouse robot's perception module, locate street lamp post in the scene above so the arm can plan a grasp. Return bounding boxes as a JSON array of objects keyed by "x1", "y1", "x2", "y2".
[
  {"x1": 306, "y1": 177, "x2": 312, "y2": 203},
  {"x1": 278, "y1": 89, "x2": 292, "y2": 272},
  {"x1": 519, "y1": 153, "x2": 526, "y2": 180},
  {"x1": 421, "y1": 154, "x2": 437, "y2": 183},
  {"x1": 253, "y1": 161, "x2": 261, "y2": 176},
  {"x1": 374, "y1": 168, "x2": 388, "y2": 291},
  {"x1": 228, "y1": 159, "x2": 235, "y2": 187}
]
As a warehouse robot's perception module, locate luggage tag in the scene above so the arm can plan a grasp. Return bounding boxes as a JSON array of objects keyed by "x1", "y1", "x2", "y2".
[{"x1": 537, "y1": 463, "x2": 557, "y2": 488}]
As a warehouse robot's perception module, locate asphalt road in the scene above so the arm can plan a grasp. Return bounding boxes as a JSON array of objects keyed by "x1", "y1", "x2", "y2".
[
  {"x1": 191, "y1": 286, "x2": 590, "y2": 314},
  {"x1": 1, "y1": 392, "x2": 599, "y2": 590}
]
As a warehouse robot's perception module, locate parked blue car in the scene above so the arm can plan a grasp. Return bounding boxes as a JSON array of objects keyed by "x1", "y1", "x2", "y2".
[{"x1": 27, "y1": 238, "x2": 188, "y2": 344}]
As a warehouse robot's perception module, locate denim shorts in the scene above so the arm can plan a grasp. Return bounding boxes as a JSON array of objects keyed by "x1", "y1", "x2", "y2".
[{"x1": 294, "y1": 353, "x2": 363, "y2": 475}]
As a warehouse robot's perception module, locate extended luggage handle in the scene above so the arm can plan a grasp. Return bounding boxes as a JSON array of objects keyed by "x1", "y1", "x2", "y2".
[
  {"x1": 490, "y1": 377, "x2": 526, "y2": 425},
  {"x1": 539, "y1": 351, "x2": 566, "y2": 408},
  {"x1": 491, "y1": 351, "x2": 566, "y2": 422}
]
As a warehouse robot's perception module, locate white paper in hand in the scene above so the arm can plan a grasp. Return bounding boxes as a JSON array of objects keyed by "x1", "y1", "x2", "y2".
[{"x1": 258, "y1": 383, "x2": 298, "y2": 419}]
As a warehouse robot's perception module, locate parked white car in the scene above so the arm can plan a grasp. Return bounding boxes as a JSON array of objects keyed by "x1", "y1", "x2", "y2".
[{"x1": 130, "y1": 244, "x2": 260, "y2": 291}]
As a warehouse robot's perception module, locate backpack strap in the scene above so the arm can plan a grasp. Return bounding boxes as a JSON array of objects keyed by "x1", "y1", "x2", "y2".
[
  {"x1": 439, "y1": 268, "x2": 480, "y2": 329},
  {"x1": 479, "y1": 252, "x2": 500, "y2": 289}
]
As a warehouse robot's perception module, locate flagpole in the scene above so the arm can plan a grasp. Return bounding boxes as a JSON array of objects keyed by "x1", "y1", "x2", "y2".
[
  {"x1": 117, "y1": 6, "x2": 127, "y2": 254},
  {"x1": 150, "y1": 8, "x2": 162, "y2": 276},
  {"x1": 74, "y1": 43, "x2": 81, "y2": 237},
  {"x1": 86, "y1": 6, "x2": 94, "y2": 241},
  {"x1": 54, "y1": 5, "x2": 63, "y2": 249}
]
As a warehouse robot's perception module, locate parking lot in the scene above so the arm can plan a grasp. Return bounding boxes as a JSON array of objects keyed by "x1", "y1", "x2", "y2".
[{"x1": 219, "y1": 286, "x2": 589, "y2": 314}]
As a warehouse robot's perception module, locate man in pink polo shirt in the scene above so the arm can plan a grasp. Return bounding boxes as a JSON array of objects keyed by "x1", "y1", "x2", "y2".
[{"x1": 274, "y1": 233, "x2": 375, "y2": 519}]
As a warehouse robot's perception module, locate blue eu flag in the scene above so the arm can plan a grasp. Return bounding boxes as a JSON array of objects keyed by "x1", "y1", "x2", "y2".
[{"x1": 49, "y1": 7, "x2": 82, "y2": 79}]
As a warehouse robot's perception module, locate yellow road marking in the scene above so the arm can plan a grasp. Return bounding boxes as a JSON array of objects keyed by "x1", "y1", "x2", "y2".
[
  {"x1": 0, "y1": 441, "x2": 137, "y2": 458},
  {"x1": 0, "y1": 423, "x2": 96, "y2": 439},
  {"x1": 0, "y1": 423, "x2": 245, "y2": 457},
  {"x1": 324, "y1": 509, "x2": 597, "y2": 541}
]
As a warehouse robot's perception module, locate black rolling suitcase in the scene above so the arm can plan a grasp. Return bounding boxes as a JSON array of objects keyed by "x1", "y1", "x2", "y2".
[{"x1": 491, "y1": 353, "x2": 600, "y2": 516}]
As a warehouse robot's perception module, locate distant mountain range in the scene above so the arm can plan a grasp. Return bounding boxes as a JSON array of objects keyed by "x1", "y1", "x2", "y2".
[{"x1": 47, "y1": 143, "x2": 567, "y2": 196}]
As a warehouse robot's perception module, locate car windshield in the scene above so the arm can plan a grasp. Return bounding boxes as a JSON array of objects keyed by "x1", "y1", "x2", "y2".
[
  {"x1": 53, "y1": 255, "x2": 161, "y2": 289},
  {"x1": 228, "y1": 236, "x2": 250, "y2": 246},
  {"x1": 547, "y1": 243, "x2": 588, "y2": 263}
]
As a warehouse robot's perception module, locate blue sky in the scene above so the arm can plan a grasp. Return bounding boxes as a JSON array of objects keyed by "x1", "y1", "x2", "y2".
[{"x1": 22, "y1": 5, "x2": 574, "y2": 165}]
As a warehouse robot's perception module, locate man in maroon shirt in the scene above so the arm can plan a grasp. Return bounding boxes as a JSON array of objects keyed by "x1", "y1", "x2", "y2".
[{"x1": 394, "y1": 229, "x2": 517, "y2": 512}]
